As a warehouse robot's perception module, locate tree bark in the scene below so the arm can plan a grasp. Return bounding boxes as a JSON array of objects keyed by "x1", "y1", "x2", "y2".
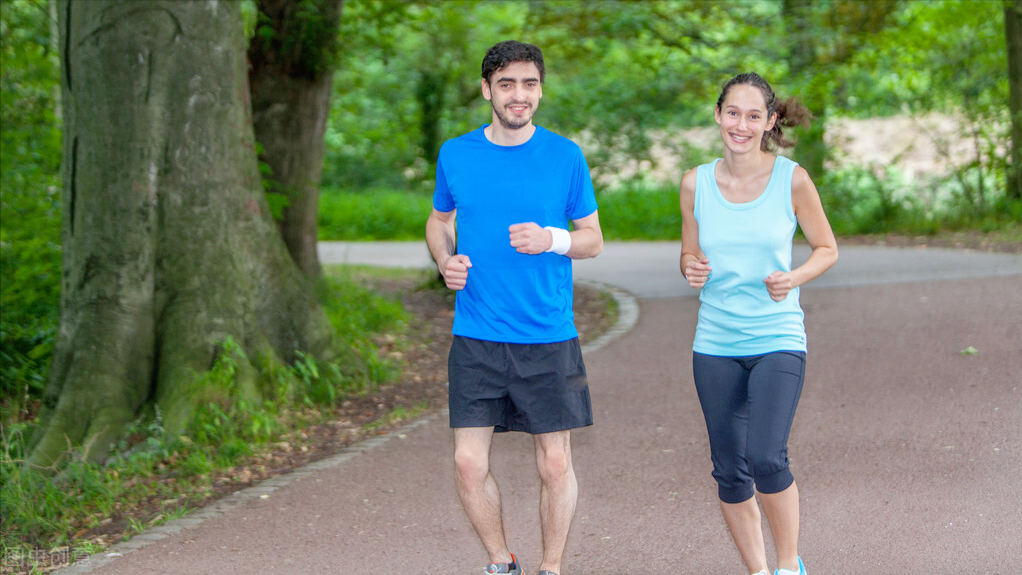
[
  {"x1": 29, "y1": 0, "x2": 334, "y2": 468},
  {"x1": 1006, "y1": 0, "x2": 1022, "y2": 200},
  {"x1": 248, "y1": 0, "x2": 343, "y2": 279},
  {"x1": 418, "y1": 69, "x2": 446, "y2": 169}
]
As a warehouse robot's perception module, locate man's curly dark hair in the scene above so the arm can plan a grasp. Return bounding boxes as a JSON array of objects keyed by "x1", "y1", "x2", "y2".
[{"x1": 481, "y1": 40, "x2": 545, "y2": 84}]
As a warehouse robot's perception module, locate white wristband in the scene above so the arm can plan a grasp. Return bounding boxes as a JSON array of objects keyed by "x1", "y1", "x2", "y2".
[{"x1": 544, "y1": 226, "x2": 571, "y2": 255}]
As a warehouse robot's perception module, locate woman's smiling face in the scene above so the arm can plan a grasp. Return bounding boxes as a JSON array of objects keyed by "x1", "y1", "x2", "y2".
[{"x1": 715, "y1": 84, "x2": 776, "y2": 153}]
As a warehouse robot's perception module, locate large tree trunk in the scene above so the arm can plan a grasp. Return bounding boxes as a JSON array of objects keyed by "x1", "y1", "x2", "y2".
[
  {"x1": 28, "y1": 0, "x2": 335, "y2": 468},
  {"x1": 1006, "y1": 0, "x2": 1022, "y2": 200},
  {"x1": 248, "y1": 0, "x2": 343, "y2": 279},
  {"x1": 418, "y1": 69, "x2": 446, "y2": 169}
]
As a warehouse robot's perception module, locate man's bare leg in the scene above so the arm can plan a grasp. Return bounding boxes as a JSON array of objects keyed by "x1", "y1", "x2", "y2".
[
  {"x1": 455, "y1": 426, "x2": 515, "y2": 567},
  {"x1": 454, "y1": 427, "x2": 514, "y2": 566},
  {"x1": 534, "y1": 430, "x2": 577, "y2": 574}
]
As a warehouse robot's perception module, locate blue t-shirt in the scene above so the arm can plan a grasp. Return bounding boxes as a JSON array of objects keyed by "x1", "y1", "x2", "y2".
[
  {"x1": 433, "y1": 125, "x2": 598, "y2": 344},
  {"x1": 693, "y1": 156, "x2": 807, "y2": 356}
]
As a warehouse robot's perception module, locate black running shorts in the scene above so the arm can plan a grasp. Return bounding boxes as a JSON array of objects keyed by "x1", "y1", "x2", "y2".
[{"x1": 447, "y1": 335, "x2": 593, "y2": 434}]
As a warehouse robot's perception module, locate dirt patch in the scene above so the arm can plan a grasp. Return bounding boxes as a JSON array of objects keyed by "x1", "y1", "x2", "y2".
[{"x1": 827, "y1": 114, "x2": 979, "y2": 180}]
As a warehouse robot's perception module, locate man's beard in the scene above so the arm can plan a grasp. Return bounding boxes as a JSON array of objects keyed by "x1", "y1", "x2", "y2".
[{"x1": 492, "y1": 101, "x2": 533, "y2": 130}]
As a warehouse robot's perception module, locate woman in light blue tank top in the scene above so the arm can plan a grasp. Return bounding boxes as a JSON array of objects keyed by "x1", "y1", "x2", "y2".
[{"x1": 679, "y1": 73, "x2": 838, "y2": 575}]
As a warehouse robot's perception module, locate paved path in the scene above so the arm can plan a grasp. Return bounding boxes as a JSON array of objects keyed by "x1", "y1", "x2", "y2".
[
  {"x1": 318, "y1": 240, "x2": 1022, "y2": 297},
  {"x1": 62, "y1": 243, "x2": 1022, "y2": 574}
]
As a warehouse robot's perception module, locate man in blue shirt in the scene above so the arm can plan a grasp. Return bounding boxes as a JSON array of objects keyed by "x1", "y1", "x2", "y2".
[{"x1": 425, "y1": 40, "x2": 603, "y2": 575}]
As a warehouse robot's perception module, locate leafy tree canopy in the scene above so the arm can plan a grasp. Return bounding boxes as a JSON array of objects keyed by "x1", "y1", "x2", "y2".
[{"x1": 321, "y1": 0, "x2": 1008, "y2": 191}]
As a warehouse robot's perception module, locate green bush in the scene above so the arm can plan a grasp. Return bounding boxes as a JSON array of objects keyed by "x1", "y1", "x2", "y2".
[
  {"x1": 596, "y1": 186, "x2": 682, "y2": 240},
  {"x1": 318, "y1": 188, "x2": 432, "y2": 240},
  {"x1": 1, "y1": 271, "x2": 411, "y2": 556},
  {"x1": 821, "y1": 164, "x2": 1019, "y2": 237},
  {"x1": 315, "y1": 173, "x2": 1021, "y2": 245},
  {"x1": 318, "y1": 265, "x2": 408, "y2": 387},
  {"x1": 1, "y1": 0, "x2": 63, "y2": 423},
  {"x1": 0, "y1": 218, "x2": 60, "y2": 423},
  {"x1": 821, "y1": 165, "x2": 926, "y2": 236}
]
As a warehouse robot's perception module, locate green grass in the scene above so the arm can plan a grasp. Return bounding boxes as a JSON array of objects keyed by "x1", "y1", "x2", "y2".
[
  {"x1": 596, "y1": 186, "x2": 682, "y2": 240},
  {"x1": 317, "y1": 170, "x2": 1022, "y2": 244},
  {"x1": 0, "y1": 266, "x2": 415, "y2": 566},
  {"x1": 319, "y1": 188, "x2": 432, "y2": 241}
]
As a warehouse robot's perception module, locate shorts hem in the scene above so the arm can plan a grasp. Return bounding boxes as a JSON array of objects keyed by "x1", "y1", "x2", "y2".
[{"x1": 449, "y1": 419, "x2": 594, "y2": 435}]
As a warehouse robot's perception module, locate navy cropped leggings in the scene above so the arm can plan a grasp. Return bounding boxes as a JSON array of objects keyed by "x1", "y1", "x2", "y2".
[{"x1": 692, "y1": 351, "x2": 806, "y2": 504}]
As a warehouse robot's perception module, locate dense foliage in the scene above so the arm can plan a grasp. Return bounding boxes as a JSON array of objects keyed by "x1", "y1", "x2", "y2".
[
  {"x1": 1, "y1": 0, "x2": 61, "y2": 423},
  {"x1": 318, "y1": 0, "x2": 1014, "y2": 241},
  {"x1": 323, "y1": 0, "x2": 1009, "y2": 188}
]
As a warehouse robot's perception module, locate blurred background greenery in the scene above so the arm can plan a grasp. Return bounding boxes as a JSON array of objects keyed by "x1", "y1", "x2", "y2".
[
  {"x1": 320, "y1": 0, "x2": 1017, "y2": 239},
  {"x1": 2, "y1": 0, "x2": 1019, "y2": 423}
]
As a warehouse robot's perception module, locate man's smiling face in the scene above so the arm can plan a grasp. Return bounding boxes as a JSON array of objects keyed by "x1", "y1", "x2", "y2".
[{"x1": 482, "y1": 61, "x2": 543, "y2": 131}]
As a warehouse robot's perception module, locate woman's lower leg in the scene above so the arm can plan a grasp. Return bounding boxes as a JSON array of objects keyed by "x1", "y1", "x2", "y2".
[
  {"x1": 720, "y1": 496, "x2": 768, "y2": 573},
  {"x1": 759, "y1": 481, "x2": 800, "y2": 572}
]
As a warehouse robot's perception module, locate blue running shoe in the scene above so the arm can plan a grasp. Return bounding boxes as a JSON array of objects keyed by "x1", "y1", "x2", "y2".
[{"x1": 774, "y1": 556, "x2": 806, "y2": 575}]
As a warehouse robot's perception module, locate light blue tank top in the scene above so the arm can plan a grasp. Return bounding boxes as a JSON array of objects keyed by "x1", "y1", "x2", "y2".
[{"x1": 693, "y1": 156, "x2": 807, "y2": 356}]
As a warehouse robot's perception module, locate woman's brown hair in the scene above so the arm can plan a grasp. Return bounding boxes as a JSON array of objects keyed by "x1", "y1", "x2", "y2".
[{"x1": 716, "y1": 72, "x2": 812, "y2": 152}]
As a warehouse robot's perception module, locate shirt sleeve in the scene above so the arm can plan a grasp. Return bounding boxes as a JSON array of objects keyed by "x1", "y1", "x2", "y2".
[
  {"x1": 432, "y1": 150, "x2": 455, "y2": 212},
  {"x1": 566, "y1": 146, "x2": 598, "y2": 220}
]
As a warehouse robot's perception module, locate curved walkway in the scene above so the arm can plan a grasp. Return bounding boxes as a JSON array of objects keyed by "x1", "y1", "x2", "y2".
[{"x1": 61, "y1": 243, "x2": 1022, "y2": 574}]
